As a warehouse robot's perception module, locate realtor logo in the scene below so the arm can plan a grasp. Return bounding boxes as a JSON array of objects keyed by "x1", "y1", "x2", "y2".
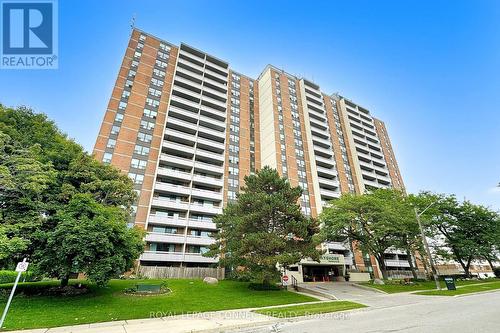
[{"x1": 1, "y1": 0, "x2": 58, "y2": 69}]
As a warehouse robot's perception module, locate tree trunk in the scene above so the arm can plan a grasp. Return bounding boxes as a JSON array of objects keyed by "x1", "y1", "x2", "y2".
[
  {"x1": 61, "y1": 275, "x2": 70, "y2": 287},
  {"x1": 376, "y1": 255, "x2": 388, "y2": 280},
  {"x1": 457, "y1": 256, "x2": 472, "y2": 278},
  {"x1": 406, "y1": 248, "x2": 418, "y2": 280},
  {"x1": 485, "y1": 257, "x2": 495, "y2": 270}
]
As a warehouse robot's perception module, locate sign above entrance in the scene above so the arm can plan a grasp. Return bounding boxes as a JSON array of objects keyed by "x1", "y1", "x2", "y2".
[{"x1": 301, "y1": 254, "x2": 345, "y2": 265}]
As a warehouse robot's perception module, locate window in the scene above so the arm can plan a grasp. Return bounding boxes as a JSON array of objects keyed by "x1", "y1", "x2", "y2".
[
  {"x1": 228, "y1": 166, "x2": 239, "y2": 175},
  {"x1": 134, "y1": 145, "x2": 150, "y2": 156},
  {"x1": 155, "y1": 59, "x2": 167, "y2": 68},
  {"x1": 106, "y1": 139, "x2": 116, "y2": 149},
  {"x1": 159, "y1": 43, "x2": 170, "y2": 52},
  {"x1": 131, "y1": 158, "x2": 147, "y2": 169},
  {"x1": 122, "y1": 90, "x2": 130, "y2": 99},
  {"x1": 102, "y1": 153, "x2": 112, "y2": 164},
  {"x1": 118, "y1": 101, "x2": 127, "y2": 110},
  {"x1": 128, "y1": 69, "x2": 136, "y2": 78},
  {"x1": 229, "y1": 155, "x2": 239, "y2": 164},
  {"x1": 151, "y1": 78, "x2": 164, "y2": 88},
  {"x1": 146, "y1": 98, "x2": 160, "y2": 108},
  {"x1": 153, "y1": 68, "x2": 165, "y2": 78},
  {"x1": 157, "y1": 51, "x2": 168, "y2": 60},
  {"x1": 143, "y1": 108, "x2": 157, "y2": 119},
  {"x1": 149, "y1": 243, "x2": 175, "y2": 252},
  {"x1": 128, "y1": 172, "x2": 144, "y2": 185},
  {"x1": 115, "y1": 113, "x2": 124, "y2": 122},
  {"x1": 148, "y1": 87, "x2": 162, "y2": 97},
  {"x1": 111, "y1": 125, "x2": 120, "y2": 135},
  {"x1": 137, "y1": 132, "x2": 152, "y2": 143},
  {"x1": 140, "y1": 120, "x2": 155, "y2": 130},
  {"x1": 134, "y1": 51, "x2": 141, "y2": 59}
]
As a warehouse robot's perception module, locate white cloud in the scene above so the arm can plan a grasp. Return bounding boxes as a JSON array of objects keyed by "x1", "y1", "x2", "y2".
[{"x1": 489, "y1": 186, "x2": 500, "y2": 194}]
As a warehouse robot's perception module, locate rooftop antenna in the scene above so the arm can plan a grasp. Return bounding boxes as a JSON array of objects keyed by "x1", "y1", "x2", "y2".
[{"x1": 130, "y1": 13, "x2": 136, "y2": 33}]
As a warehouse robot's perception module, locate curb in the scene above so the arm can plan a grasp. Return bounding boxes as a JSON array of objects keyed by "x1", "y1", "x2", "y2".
[
  {"x1": 454, "y1": 289, "x2": 500, "y2": 298},
  {"x1": 196, "y1": 306, "x2": 369, "y2": 333}
]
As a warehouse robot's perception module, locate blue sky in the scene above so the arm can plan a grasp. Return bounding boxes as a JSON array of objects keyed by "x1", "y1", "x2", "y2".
[{"x1": 1, "y1": 0, "x2": 499, "y2": 209}]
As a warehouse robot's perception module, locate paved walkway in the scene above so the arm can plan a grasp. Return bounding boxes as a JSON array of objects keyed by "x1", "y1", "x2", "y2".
[{"x1": 296, "y1": 282, "x2": 434, "y2": 308}]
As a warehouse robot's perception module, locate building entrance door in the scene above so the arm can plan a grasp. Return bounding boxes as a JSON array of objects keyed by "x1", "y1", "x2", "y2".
[{"x1": 302, "y1": 265, "x2": 341, "y2": 282}]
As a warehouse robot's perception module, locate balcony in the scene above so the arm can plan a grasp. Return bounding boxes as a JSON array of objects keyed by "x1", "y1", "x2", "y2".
[
  {"x1": 315, "y1": 155, "x2": 335, "y2": 168},
  {"x1": 170, "y1": 94, "x2": 200, "y2": 111},
  {"x1": 178, "y1": 56, "x2": 204, "y2": 73},
  {"x1": 194, "y1": 161, "x2": 224, "y2": 175},
  {"x1": 189, "y1": 202, "x2": 222, "y2": 215},
  {"x1": 151, "y1": 197, "x2": 190, "y2": 211},
  {"x1": 309, "y1": 117, "x2": 328, "y2": 131},
  {"x1": 140, "y1": 251, "x2": 184, "y2": 262},
  {"x1": 310, "y1": 127, "x2": 330, "y2": 140},
  {"x1": 176, "y1": 66, "x2": 203, "y2": 82},
  {"x1": 166, "y1": 116, "x2": 198, "y2": 134},
  {"x1": 203, "y1": 76, "x2": 228, "y2": 91},
  {"x1": 316, "y1": 166, "x2": 337, "y2": 179},
  {"x1": 154, "y1": 182, "x2": 191, "y2": 195},
  {"x1": 196, "y1": 136, "x2": 225, "y2": 153},
  {"x1": 201, "y1": 93, "x2": 227, "y2": 110},
  {"x1": 162, "y1": 141, "x2": 195, "y2": 156},
  {"x1": 168, "y1": 105, "x2": 199, "y2": 123},
  {"x1": 202, "y1": 85, "x2": 227, "y2": 101},
  {"x1": 192, "y1": 173, "x2": 224, "y2": 188},
  {"x1": 145, "y1": 232, "x2": 186, "y2": 244},
  {"x1": 306, "y1": 92, "x2": 324, "y2": 105},
  {"x1": 157, "y1": 168, "x2": 191, "y2": 181},
  {"x1": 174, "y1": 75, "x2": 202, "y2": 91},
  {"x1": 320, "y1": 187, "x2": 340, "y2": 199},
  {"x1": 188, "y1": 219, "x2": 217, "y2": 230},
  {"x1": 363, "y1": 179, "x2": 385, "y2": 189},
  {"x1": 179, "y1": 49, "x2": 205, "y2": 65},
  {"x1": 200, "y1": 104, "x2": 226, "y2": 122},
  {"x1": 172, "y1": 85, "x2": 201, "y2": 102},
  {"x1": 184, "y1": 253, "x2": 218, "y2": 264},
  {"x1": 191, "y1": 187, "x2": 223, "y2": 201},
  {"x1": 318, "y1": 177, "x2": 340, "y2": 189},
  {"x1": 199, "y1": 114, "x2": 226, "y2": 131},
  {"x1": 385, "y1": 259, "x2": 411, "y2": 268},
  {"x1": 165, "y1": 128, "x2": 197, "y2": 145},
  {"x1": 185, "y1": 235, "x2": 215, "y2": 246},
  {"x1": 204, "y1": 67, "x2": 228, "y2": 82},
  {"x1": 313, "y1": 145, "x2": 333, "y2": 158},
  {"x1": 159, "y1": 154, "x2": 193, "y2": 169},
  {"x1": 312, "y1": 136, "x2": 332, "y2": 148},
  {"x1": 196, "y1": 149, "x2": 224, "y2": 164},
  {"x1": 198, "y1": 125, "x2": 225, "y2": 141},
  {"x1": 147, "y1": 215, "x2": 188, "y2": 228}
]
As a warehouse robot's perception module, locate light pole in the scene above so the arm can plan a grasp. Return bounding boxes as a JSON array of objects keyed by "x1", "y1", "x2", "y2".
[{"x1": 414, "y1": 202, "x2": 441, "y2": 290}]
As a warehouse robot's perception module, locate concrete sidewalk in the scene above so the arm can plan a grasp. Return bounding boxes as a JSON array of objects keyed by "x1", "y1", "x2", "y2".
[{"x1": 9, "y1": 300, "x2": 333, "y2": 333}]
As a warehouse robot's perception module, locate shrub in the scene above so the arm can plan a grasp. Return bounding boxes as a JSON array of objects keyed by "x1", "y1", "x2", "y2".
[
  {"x1": 0, "y1": 270, "x2": 36, "y2": 284},
  {"x1": 494, "y1": 267, "x2": 500, "y2": 278},
  {"x1": 248, "y1": 283, "x2": 282, "y2": 291}
]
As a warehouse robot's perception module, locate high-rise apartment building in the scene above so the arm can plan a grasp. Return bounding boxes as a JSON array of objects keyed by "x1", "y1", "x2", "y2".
[{"x1": 93, "y1": 29, "x2": 411, "y2": 279}]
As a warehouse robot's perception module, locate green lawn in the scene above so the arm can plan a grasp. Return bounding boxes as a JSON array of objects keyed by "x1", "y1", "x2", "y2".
[
  {"x1": 360, "y1": 279, "x2": 498, "y2": 294},
  {"x1": 254, "y1": 301, "x2": 366, "y2": 318},
  {"x1": 415, "y1": 280, "x2": 500, "y2": 296},
  {"x1": 0, "y1": 279, "x2": 317, "y2": 330}
]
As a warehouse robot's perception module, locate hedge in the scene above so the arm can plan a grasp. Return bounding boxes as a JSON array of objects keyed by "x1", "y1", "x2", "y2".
[{"x1": 0, "y1": 270, "x2": 35, "y2": 284}]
